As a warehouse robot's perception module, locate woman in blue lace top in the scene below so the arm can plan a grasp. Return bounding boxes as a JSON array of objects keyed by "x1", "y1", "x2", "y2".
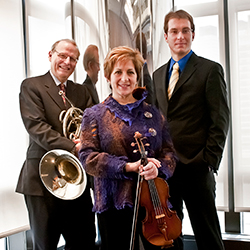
[{"x1": 79, "y1": 46, "x2": 177, "y2": 250}]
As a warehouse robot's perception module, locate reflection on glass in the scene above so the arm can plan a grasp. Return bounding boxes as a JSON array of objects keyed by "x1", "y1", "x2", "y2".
[
  {"x1": 108, "y1": 0, "x2": 152, "y2": 72},
  {"x1": 74, "y1": 0, "x2": 109, "y2": 101},
  {"x1": 108, "y1": 0, "x2": 151, "y2": 46},
  {"x1": 125, "y1": 1, "x2": 134, "y2": 31}
]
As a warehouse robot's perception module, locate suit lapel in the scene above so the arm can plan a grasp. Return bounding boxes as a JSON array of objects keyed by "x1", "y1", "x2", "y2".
[
  {"x1": 171, "y1": 53, "x2": 198, "y2": 97},
  {"x1": 44, "y1": 72, "x2": 67, "y2": 110},
  {"x1": 66, "y1": 81, "x2": 76, "y2": 109}
]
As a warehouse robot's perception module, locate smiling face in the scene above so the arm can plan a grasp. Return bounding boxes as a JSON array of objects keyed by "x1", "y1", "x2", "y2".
[
  {"x1": 49, "y1": 41, "x2": 79, "y2": 83},
  {"x1": 109, "y1": 59, "x2": 138, "y2": 104},
  {"x1": 164, "y1": 18, "x2": 195, "y2": 61}
]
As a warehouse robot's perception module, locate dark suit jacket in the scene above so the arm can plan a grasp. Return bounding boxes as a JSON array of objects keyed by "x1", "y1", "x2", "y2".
[
  {"x1": 82, "y1": 75, "x2": 99, "y2": 105},
  {"x1": 16, "y1": 71, "x2": 93, "y2": 196},
  {"x1": 153, "y1": 53, "x2": 229, "y2": 171}
]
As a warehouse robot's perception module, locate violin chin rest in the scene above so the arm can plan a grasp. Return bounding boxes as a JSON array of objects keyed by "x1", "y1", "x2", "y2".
[{"x1": 146, "y1": 233, "x2": 174, "y2": 248}]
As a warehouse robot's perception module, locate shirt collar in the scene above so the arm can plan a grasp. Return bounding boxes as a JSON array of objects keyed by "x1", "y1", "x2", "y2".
[
  {"x1": 169, "y1": 50, "x2": 193, "y2": 74},
  {"x1": 49, "y1": 70, "x2": 67, "y2": 87}
]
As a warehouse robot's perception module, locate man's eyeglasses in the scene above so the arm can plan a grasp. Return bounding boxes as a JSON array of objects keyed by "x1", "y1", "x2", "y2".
[
  {"x1": 168, "y1": 28, "x2": 193, "y2": 36},
  {"x1": 54, "y1": 50, "x2": 78, "y2": 64}
]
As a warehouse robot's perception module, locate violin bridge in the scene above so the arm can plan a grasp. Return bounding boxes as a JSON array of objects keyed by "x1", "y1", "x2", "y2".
[{"x1": 155, "y1": 214, "x2": 165, "y2": 220}]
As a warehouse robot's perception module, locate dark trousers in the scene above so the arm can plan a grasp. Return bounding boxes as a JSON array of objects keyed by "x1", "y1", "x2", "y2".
[
  {"x1": 168, "y1": 163, "x2": 225, "y2": 250},
  {"x1": 97, "y1": 207, "x2": 179, "y2": 250},
  {"x1": 25, "y1": 188, "x2": 96, "y2": 250}
]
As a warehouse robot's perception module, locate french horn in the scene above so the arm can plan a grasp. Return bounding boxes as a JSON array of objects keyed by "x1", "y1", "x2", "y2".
[{"x1": 39, "y1": 90, "x2": 87, "y2": 200}]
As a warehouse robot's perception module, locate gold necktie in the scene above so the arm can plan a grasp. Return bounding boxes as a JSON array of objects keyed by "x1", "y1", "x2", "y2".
[{"x1": 168, "y1": 62, "x2": 179, "y2": 99}]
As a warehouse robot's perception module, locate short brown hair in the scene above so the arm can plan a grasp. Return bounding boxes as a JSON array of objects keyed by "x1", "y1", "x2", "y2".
[
  {"x1": 104, "y1": 46, "x2": 144, "y2": 82},
  {"x1": 51, "y1": 39, "x2": 80, "y2": 59},
  {"x1": 164, "y1": 9, "x2": 195, "y2": 34},
  {"x1": 83, "y1": 45, "x2": 99, "y2": 70}
]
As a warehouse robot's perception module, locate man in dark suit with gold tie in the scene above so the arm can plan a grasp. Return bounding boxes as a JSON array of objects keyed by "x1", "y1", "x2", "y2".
[
  {"x1": 16, "y1": 39, "x2": 96, "y2": 250},
  {"x1": 82, "y1": 44, "x2": 100, "y2": 105},
  {"x1": 153, "y1": 10, "x2": 229, "y2": 250}
]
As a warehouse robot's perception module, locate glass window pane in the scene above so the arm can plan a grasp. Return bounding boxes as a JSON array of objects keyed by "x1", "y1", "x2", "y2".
[
  {"x1": 0, "y1": 238, "x2": 4, "y2": 250},
  {"x1": 0, "y1": 0, "x2": 29, "y2": 237},
  {"x1": 27, "y1": 0, "x2": 71, "y2": 77},
  {"x1": 182, "y1": 209, "x2": 225, "y2": 235},
  {"x1": 242, "y1": 212, "x2": 250, "y2": 234},
  {"x1": 231, "y1": 10, "x2": 250, "y2": 212},
  {"x1": 192, "y1": 15, "x2": 220, "y2": 62}
]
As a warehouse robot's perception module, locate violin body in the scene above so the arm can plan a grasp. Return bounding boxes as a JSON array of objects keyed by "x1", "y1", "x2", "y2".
[
  {"x1": 140, "y1": 177, "x2": 182, "y2": 248},
  {"x1": 130, "y1": 131, "x2": 181, "y2": 249}
]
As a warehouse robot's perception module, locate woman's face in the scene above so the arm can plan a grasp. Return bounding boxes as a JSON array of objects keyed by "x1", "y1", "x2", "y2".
[{"x1": 109, "y1": 59, "x2": 137, "y2": 102}]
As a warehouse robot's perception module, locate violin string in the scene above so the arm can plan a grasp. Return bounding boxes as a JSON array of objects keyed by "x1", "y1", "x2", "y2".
[
  {"x1": 148, "y1": 180, "x2": 157, "y2": 210},
  {"x1": 149, "y1": 180, "x2": 163, "y2": 224},
  {"x1": 148, "y1": 180, "x2": 164, "y2": 224}
]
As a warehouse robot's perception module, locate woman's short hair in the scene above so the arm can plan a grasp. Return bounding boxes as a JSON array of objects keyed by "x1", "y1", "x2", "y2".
[
  {"x1": 104, "y1": 46, "x2": 144, "y2": 82},
  {"x1": 164, "y1": 9, "x2": 195, "y2": 34}
]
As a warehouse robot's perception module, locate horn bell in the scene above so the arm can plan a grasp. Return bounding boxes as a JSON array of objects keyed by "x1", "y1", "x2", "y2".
[{"x1": 39, "y1": 149, "x2": 87, "y2": 200}]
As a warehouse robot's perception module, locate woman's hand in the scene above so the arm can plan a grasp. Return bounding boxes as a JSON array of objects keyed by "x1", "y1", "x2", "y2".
[
  {"x1": 125, "y1": 158, "x2": 161, "y2": 180},
  {"x1": 73, "y1": 138, "x2": 81, "y2": 155},
  {"x1": 139, "y1": 158, "x2": 161, "y2": 180},
  {"x1": 125, "y1": 160, "x2": 141, "y2": 173}
]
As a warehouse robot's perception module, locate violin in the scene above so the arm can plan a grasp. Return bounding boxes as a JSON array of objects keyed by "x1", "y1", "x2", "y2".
[{"x1": 130, "y1": 132, "x2": 182, "y2": 249}]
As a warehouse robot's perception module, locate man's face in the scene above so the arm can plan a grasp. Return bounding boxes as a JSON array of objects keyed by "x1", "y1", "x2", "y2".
[
  {"x1": 164, "y1": 18, "x2": 195, "y2": 60},
  {"x1": 49, "y1": 41, "x2": 79, "y2": 83}
]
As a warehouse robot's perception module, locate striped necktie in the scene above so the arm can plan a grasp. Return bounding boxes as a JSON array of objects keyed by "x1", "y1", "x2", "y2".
[
  {"x1": 168, "y1": 62, "x2": 179, "y2": 99},
  {"x1": 59, "y1": 83, "x2": 66, "y2": 106}
]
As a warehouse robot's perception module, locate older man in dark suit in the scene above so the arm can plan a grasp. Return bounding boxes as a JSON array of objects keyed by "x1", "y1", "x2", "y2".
[
  {"x1": 153, "y1": 10, "x2": 229, "y2": 250},
  {"x1": 16, "y1": 39, "x2": 96, "y2": 250}
]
